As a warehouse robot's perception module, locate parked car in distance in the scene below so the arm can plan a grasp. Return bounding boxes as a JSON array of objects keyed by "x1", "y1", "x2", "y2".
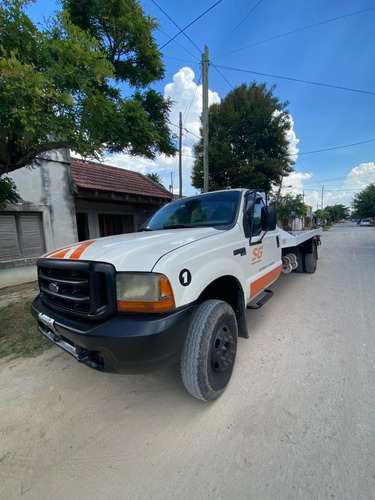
[{"x1": 359, "y1": 219, "x2": 371, "y2": 227}]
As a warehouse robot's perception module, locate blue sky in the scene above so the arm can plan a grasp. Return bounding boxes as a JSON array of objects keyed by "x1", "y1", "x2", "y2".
[{"x1": 26, "y1": 0, "x2": 375, "y2": 210}]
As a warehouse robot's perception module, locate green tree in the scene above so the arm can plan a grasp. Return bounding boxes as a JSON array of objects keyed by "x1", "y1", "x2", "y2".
[
  {"x1": 192, "y1": 82, "x2": 294, "y2": 192},
  {"x1": 314, "y1": 209, "x2": 329, "y2": 223},
  {"x1": 145, "y1": 172, "x2": 163, "y2": 186},
  {"x1": 352, "y1": 183, "x2": 375, "y2": 219},
  {"x1": 0, "y1": 176, "x2": 21, "y2": 209},
  {"x1": 62, "y1": 0, "x2": 164, "y2": 87},
  {"x1": 0, "y1": 1, "x2": 175, "y2": 203},
  {"x1": 324, "y1": 204, "x2": 350, "y2": 222},
  {"x1": 277, "y1": 194, "x2": 307, "y2": 227}
]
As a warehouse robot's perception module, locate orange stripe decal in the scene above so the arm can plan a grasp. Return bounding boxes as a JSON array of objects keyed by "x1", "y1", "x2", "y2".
[
  {"x1": 44, "y1": 240, "x2": 96, "y2": 259},
  {"x1": 44, "y1": 245, "x2": 74, "y2": 259},
  {"x1": 47, "y1": 248, "x2": 71, "y2": 259},
  {"x1": 69, "y1": 240, "x2": 96, "y2": 259},
  {"x1": 250, "y1": 264, "x2": 282, "y2": 298}
]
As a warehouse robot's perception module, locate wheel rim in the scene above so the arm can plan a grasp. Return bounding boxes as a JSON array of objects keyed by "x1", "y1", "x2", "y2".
[{"x1": 210, "y1": 323, "x2": 236, "y2": 376}]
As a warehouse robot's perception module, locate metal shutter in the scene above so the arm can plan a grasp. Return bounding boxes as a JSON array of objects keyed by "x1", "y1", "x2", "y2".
[
  {"x1": 0, "y1": 215, "x2": 21, "y2": 260},
  {"x1": 19, "y1": 214, "x2": 44, "y2": 257}
]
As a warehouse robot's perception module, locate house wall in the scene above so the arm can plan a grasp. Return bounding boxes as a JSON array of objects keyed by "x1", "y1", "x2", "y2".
[
  {"x1": 1, "y1": 149, "x2": 170, "y2": 290},
  {"x1": 0, "y1": 149, "x2": 78, "y2": 289},
  {"x1": 74, "y1": 198, "x2": 162, "y2": 239}
]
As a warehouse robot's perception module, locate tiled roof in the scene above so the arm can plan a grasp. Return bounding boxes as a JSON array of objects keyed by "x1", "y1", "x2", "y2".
[{"x1": 71, "y1": 159, "x2": 172, "y2": 200}]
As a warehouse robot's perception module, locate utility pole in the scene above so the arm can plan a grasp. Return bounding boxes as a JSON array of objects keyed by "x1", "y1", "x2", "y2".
[
  {"x1": 179, "y1": 111, "x2": 182, "y2": 198},
  {"x1": 202, "y1": 45, "x2": 209, "y2": 193},
  {"x1": 321, "y1": 185, "x2": 324, "y2": 210}
]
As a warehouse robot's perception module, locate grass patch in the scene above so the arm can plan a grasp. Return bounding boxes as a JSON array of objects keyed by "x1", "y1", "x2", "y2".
[{"x1": 0, "y1": 298, "x2": 52, "y2": 359}]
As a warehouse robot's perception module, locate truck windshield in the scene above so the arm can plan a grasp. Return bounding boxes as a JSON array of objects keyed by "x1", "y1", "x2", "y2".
[{"x1": 142, "y1": 191, "x2": 241, "y2": 231}]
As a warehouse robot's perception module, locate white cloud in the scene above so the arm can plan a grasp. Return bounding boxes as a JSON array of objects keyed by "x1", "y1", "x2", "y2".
[
  {"x1": 102, "y1": 67, "x2": 220, "y2": 196},
  {"x1": 343, "y1": 162, "x2": 375, "y2": 191},
  {"x1": 317, "y1": 162, "x2": 375, "y2": 209},
  {"x1": 102, "y1": 67, "x2": 302, "y2": 197},
  {"x1": 280, "y1": 162, "x2": 375, "y2": 212},
  {"x1": 273, "y1": 111, "x2": 300, "y2": 159},
  {"x1": 285, "y1": 114, "x2": 300, "y2": 159},
  {"x1": 165, "y1": 67, "x2": 220, "y2": 142}
]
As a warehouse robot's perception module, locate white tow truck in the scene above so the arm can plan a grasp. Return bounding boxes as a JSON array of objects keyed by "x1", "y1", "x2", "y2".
[{"x1": 32, "y1": 189, "x2": 322, "y2": 401}]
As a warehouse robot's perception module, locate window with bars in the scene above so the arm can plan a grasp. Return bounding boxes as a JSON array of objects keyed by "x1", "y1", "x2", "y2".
[{"x1": 0, "y1": 213, "x2": 45, "y2": 261}]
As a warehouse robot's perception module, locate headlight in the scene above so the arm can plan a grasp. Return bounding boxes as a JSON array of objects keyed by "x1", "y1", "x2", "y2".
[{"x1": 116, "y1": 273, "x2": 175, "y2": 313}]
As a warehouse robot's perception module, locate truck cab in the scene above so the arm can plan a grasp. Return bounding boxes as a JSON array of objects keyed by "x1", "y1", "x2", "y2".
[{"x1": 31, "y1": 189, "x2": 321, "y2": 402}]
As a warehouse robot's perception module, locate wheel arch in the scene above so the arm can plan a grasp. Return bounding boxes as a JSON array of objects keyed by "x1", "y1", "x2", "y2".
[{"x1": 196, "y1": 275, "x2": 248, "y2": 339}]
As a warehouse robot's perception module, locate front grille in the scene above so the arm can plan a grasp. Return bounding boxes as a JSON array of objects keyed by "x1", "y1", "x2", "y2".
[{"x1": 37, "y1": 258, "x2": 116, "y2": 320}]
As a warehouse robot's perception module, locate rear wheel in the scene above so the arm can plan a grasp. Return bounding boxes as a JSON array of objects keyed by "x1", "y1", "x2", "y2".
[
  {"x1": 304, "y1": 243, "x2": 317, "y2": 273},
  {"x1": 180, "y1": 300, "x2": 238, "y2": 402}
]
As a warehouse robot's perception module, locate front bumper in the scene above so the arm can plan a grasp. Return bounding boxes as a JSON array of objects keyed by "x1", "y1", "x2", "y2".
[{"x1": 31, "y1": 296, "x2": 193, "y2": 373}]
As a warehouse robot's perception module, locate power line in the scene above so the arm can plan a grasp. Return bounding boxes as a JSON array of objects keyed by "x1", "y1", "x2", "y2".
[
  {"x1": 214, "y1": 7, "x2": 375, "y2": 60},
  {"x1": 184, "y1": 128, "x2": 201, "y2": 140},
  {"x1": 295, "y1": 160, "x2": 321, "y2": 184},
  {"x1": 163, "y1": 56, "x2": 199, "y2": 65},
  {"x1": 158, "y1": 32, "x2": 200, "y2": 62},
  {"x1": 170, "y1": 122, "x2": 200, "y2": 141},
  {"x1": 157, "y1": 0, "x2": 223, "y2": 51},
  {"x1": 152, "y1": 1, "x2": 201, "y2": 55},
  {"x1": 299, "y1": 138, "x2": 375, "y2": 155},
  {"x1": 287, "y1": 186, "x2": 365, "y2": 192},
  {"x1": 211, "y1": 63, "x2": 234, "y2": 90},
  {"x1": 184, "y1": 73, "x2": 202, "y2": 123},
  {"x1": 215, "y1": 64, "x2": 375, "y2": 96},
  {"x1": 213, "y1": 0, "x2": 264, "y2": 56}
]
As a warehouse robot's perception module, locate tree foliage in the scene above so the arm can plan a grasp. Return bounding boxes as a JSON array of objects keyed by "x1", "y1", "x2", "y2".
[
  {"x1": 0, "y1": 176, "x2": 21, "y2": 209},
  {"x1": 0, "y1": 0, "x2": 176, "y2": 179},
  {"x1": 352, "y1": 183, "x2": 375, "y2": 219},
  {"x1": 145, "y1": 172, "x2": 163, "y2": 186},
  {"x1": 314, "y1": 209, "x2": 329, "y2": 222},
  {"x1": 62, "y1": 0, "x2": 164, "y2": 87},
  {"x1": 324, "y1": 204, "x2": 350, "y2": 222},
  {"x1": 192, "y1": 82, "x2": 294, "y2": 192},
  {"x1": 277, "y1": 193, "x2": 307, "y2": 227}
]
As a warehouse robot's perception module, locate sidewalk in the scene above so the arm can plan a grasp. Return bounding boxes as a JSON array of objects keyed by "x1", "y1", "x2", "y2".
[{"x1": 0, "y1": 281, "x2": 38, "y2": 308}]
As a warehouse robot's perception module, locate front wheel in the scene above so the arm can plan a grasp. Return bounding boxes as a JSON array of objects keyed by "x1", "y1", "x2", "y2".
[{"x1": 180, "y1": 300, "x2": 238, "y2": 402}]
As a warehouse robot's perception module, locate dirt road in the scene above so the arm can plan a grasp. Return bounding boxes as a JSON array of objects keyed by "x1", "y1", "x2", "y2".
[{"x1": 1, "y1": 223, "x2": 374, "y2": 499}]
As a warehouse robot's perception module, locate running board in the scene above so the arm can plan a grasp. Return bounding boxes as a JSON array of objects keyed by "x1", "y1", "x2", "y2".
[{"x1": 247, "y1": 289, "x2": 274, "y2": 310}]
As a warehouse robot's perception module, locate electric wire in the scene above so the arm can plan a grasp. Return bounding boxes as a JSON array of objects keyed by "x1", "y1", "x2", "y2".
[
  {"x1": 184, "y1": 74, "x2": 202, "y2": 124},
  {"x1": 157, "y1": 0, "x2": 223, "y2": 51},
  {"x1": 299, "y1": 138, "x2": 375, "y2": 155},
  {"x1": 159, "y1": 35, "x2": 200, "y2": 62},
  {"x1": 215, "y1": 64, "x2": 375, "y2": 96},
  {"x1": 211, "y1": 63, "x2": 234, "y2": 90},
  {"x1": 152, "y1": 1, "x2": 202, "y2": 55},
  {"x1": 214, "y1": 7, "x2": 375, "y2": 60},
  {"x1": 213, "y1": 0, "x2": 264, "y2": 56}
]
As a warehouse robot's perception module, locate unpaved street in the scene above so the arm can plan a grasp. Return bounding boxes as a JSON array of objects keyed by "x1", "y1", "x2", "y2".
[{"x1": 1, "y1": 223, "x2": 374, "y2": 499}]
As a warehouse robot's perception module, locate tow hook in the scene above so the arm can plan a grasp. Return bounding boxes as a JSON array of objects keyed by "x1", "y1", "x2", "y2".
[{"x1": 38, "y1": 312, "x2": 60, "y2": 337}]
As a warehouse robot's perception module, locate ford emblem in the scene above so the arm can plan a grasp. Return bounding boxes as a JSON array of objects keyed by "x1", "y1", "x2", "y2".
[{"x1": 49, "y1": 282, "x2": 60, "y2": 293}]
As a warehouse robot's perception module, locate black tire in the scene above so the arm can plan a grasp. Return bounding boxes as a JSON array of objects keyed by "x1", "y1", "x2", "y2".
[
  {"x1": 181, "y1": 300, "x2": 238, "y2": 402},
  {"x1": 304, "y1": 243, "x2": 317, "y2": 273}
]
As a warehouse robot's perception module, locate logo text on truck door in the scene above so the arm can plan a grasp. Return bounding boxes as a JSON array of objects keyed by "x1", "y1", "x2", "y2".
[{"x1": 252, "y1": 245, "x2": 263, "y2": 264}]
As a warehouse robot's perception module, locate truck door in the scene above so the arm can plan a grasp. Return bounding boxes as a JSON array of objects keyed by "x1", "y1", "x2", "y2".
[{"x1": 244, "y1": 192, "x2": 282, "y2": 302}]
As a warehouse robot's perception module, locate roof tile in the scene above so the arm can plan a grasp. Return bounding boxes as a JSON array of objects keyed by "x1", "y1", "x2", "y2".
[{"x1": 71, "y1": 159, "x2": 172, "y2": 200}]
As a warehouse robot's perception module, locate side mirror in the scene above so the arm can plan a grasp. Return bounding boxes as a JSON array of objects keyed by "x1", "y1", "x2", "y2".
[
  {"x1": 261, "y1": 206, "x2": 269, "y2": 231},
  {"x1": 266, "y1": 205, "x2": 277, "y2": 231}
]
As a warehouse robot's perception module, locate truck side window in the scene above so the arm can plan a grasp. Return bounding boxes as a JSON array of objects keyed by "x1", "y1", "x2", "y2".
[{"x1": 252, "y1": 197, "x2": 265, "y2": 236}]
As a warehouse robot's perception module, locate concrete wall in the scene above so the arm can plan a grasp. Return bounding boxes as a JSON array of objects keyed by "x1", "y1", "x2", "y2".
[{"x1": 1, "y1": 149, "x2": 78, "y2": 289}]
